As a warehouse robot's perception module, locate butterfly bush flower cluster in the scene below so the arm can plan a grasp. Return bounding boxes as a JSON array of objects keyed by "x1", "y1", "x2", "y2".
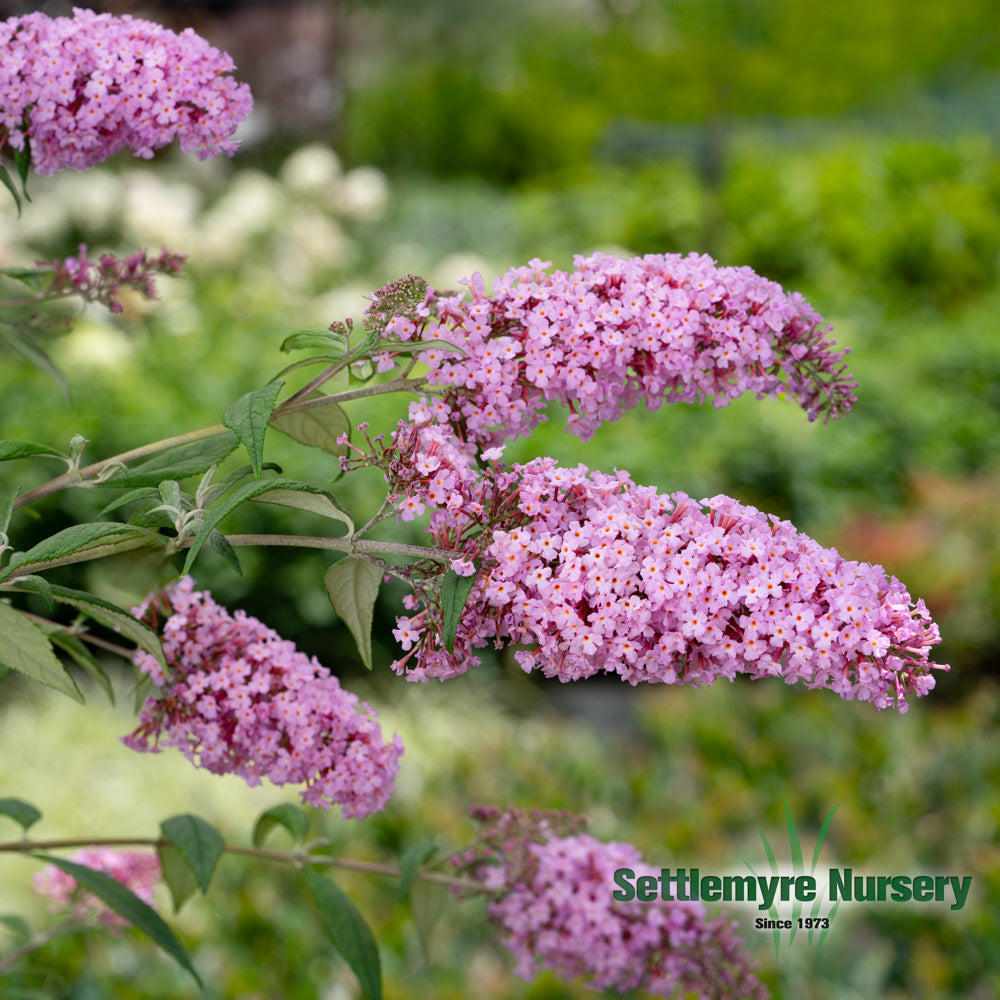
[
  {"x1": 453, "y1": 806, "x2": 767, "y2": 1000},
  {"x1": 37, "y1": 243, "x2": 186, "y2": 313},
  {"x1": 33, "y1": 849, "x2": 160, "y2": 929},
  {"x1": 381, "y1": 252, "x2": 857, "y2": 447},
  {"x1": 0, "y1": 7, "x2": 252, "y2": 174},
  {"x1": 353, "y1": 413, "x2": 948, "y2": 710},
  {"x1": 123, "y1": 577, "x2": 403, "y2": 818}
]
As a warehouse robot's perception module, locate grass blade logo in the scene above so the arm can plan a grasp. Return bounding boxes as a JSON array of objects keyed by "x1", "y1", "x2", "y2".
[{"x1": 744, "y1": 794, "x2": 840, "y2": 959}]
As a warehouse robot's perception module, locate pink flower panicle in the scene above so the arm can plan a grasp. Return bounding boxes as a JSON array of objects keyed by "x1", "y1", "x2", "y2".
[
  {"x1": 383, "y1": 253, "x2": 856, "y2": 448},
  {"x1": 123, "y1": 576, "x2": 403, "y2": 818},
  {"x1": 454, "y1": 806, "x2": 767, "y2": 1000},
  {"x1": 33, "y1": 848, "x2": 160, "y2": 930},
  {"x1": 38, "y1": 243, "x2": 186, "y2": 313},
  {"x1": 0, "y1": 7, "x2": 252, "y2": 174},
  {"x1": 371, "y1": 422, "x2": 947, "y2": 709}
]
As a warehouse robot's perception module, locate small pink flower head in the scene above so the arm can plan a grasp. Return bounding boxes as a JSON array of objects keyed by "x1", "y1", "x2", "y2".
[
  {"x1": 123, "y1": 577, "x2": 403, "y2": 818},
  {"x1": 454, "y1": 806, "x2": 767, "y2": 999},
  {"x1": 0, "y1": 8, "x2": 252, "y2": 174},
  {"x1": 33, "y1": 849, "x2": 160, "y2": 930}
]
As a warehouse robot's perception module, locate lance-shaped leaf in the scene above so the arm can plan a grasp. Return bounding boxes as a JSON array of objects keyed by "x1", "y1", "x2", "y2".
[
  {"x1": 252, "y1": 803, "x2": 310, "y2": 848},
  {"x1": 160, "y1": 814, "x2": 225, "y2": 894},
  {"x1": 31, "y1": 854, "x2": 202, "y2": 986},
  {"x1": 374, "y1": 339, "x2": 465, "y2": 357},
  {"x1": 397, "y1": 841, "x2": 437, "y2": 902},
  {"x1": 13, "y1": 580, "x2": 166, "y2": 674},
  {"x1": 108, "y1": 433, "x2": 239, "y2": 489},
  {"x1": 223, "y1": 381, "x2": 284, "y2": 479},
  {"x1": 0, "y1": 797, "x2": 42, "y2": 832},
  {"x1": 1, "y1": 491, "x2": 16, "y2": 536},
  {"x1": 304, "y1": 868, "x2": 382, "y2": 1000},
  {"x1": 0, "y1": 603, "x2": 83, "y2": 701},
  {"x1": 0, "y1": 440, "x2": 68, "y2": 463},
  {"x1": 280, "y1": 329, "x2": 349, "y2": 354},
  {"x1": 440, "y1": 567, "x2": 478, "y2": 655},
  {"x1": 96, "y1": 487, "x2": 160, "y2": 519},
  {"x1": 0, "y1": 913, "x2": 31, "y2": 942},
  {"x1": 323, "y1": 558, "x2": 380, "y2": 670},
  {"x1": 157, "y1": 842, "x2": 198, "y2": 914},
  {"x1": 0, "y1": 162, "x2": 23, "y2": 217},
  {"x1": 205, "y1": 529, "x2": 243, "y2": 576},
  {"x1": 48, "y1": 630, "x2": 115, "y2": 704},
  {"x1": 409, "y1": 880, "x2": 446, "y2": 963},
  {"x1": 0, "y1": 321, "x2": 70, "y2": 401},
  {"x1": 180, "y1": 476, "x2": 327, "y2": 576},
  {"x1": 270, "y1": 397, "x2": 351, "y2": 457},
  {"x1": 252, "y1": 486, "x2": 353, "y2": 534},
  {"x1": 0, "y1": 523, "x2": 159, "y2": 582}
]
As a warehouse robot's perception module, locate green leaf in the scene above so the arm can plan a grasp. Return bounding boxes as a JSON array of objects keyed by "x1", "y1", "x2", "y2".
[
  {"x1": 205, "y1": 529, "x2": 243, "y2": 576},
  {"x1": 222, "y1": 462, "x2": 283, "y2": 487},
  {"x1": 157, "y1": 842, "x2": 198, "y2": 914},
  {"x1": 0, "y1": 266, "x2": 44, "y2": 283},
  {"x1": 0, "y1": 322, "x2": 69, "y2": 401},
  {"x1": 375, "y1": 339, "x2": 465, "y2": 357},
  {"x1": 397, "y1": 841, "x2": 437, "y2": 901},
  {"x1": 409, "y1": 880, "x2": 446, "y2": 963},
  {"x1": 0, "y1": 797, "x2": 42, "y2": 832},
  {"x1": 252, "y1": 486, "x2": 353, "y2": 534},
  {"x1": 0, "y1": 162, "x2": 22, "y2": 217},
  {"x1": 0, "y1": 604, "x2": 83, "y2": 701},
  {"x1": 13, "y1": 574, "x2": 52, "y2": 609},
  {"x1": 47, "y1": 631, "x2": 115, "y2": 705},
  {"x1": 108, "y1": 433, "x2": 239, "y2": 489},
  {"x1": 323, "y1": 558, "x2": 381, "y2": 670},
  {"x1": 13, "y1": 140, "x2": 31, "y2": 202},
  {"x1": 31, "y1": 854, "x2": 202, "y2": 986},
  {"x1": 157, "y1": 480, "x2": 183, "y2": 510},
  {"x1": 1, "y1": 491, "x2": 16, "y2": 537},
  {"x1": 96, "y1": 487, "x2": 161, "y2": 519},
  {"x1": 0, "y1": 440, "x2": 68, "y2": 463},
  {"x1": 160, "y1": 814, "x2": 225, "y2": 894},
  {"x1": 0, "y1": 913, "x2": 32, "y2": 942},
  {"x1": 439, "y1": 568, "x2": 477, "y2": 655},
  {"x1": 223, "y1": 381, "x2": 284, "y2": 479},
  {"x1": 280, "y1": 329, "x2": 349, "y2": 354},
  {"x1": 270, "y1": 397, "x2": 351, "y2": 456},
  {"x1": 0, "y1": 523, "x2": 159, "y2": 582},
  {"x1": 14, "y1": 581, "x2": 166, "y2": 675},
  {"x1": 179, "y1": 476, "x2": 312, "y2": 576},
  {"x1": 252, "y1": 803, "x2": 310, "y2": 847},
  {"x1": 304, "y1": 868, "x2": 382, "y2": 1000}
]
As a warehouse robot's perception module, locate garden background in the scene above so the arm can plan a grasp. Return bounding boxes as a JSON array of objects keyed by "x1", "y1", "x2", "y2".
[{"x1": 0, "y1": 0, "x2": 998, "y2": 997}]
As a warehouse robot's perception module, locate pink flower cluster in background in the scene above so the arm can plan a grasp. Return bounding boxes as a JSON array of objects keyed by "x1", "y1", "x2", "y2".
[
  {"x1": 33, "y1": 849, "x2": 160, "y2": 929},
  {"x1": 383, "y1": 252, "x2": 857, "y2": 446},
  {"x1": 124, "y1": 577, "x2": 403, "y2": 818},
  {"x1": 454, "y1": 806, "x2": 767, "y2": 999},
  {"x1": 369, "y1": 417, "x2": 947, "y2": 710},
  {"x1": 0, "y1": 7, "x2": 252, "y2": 174},
  {"x1": 38, "y1": 243, "x2": 186, "y2": 313}
]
